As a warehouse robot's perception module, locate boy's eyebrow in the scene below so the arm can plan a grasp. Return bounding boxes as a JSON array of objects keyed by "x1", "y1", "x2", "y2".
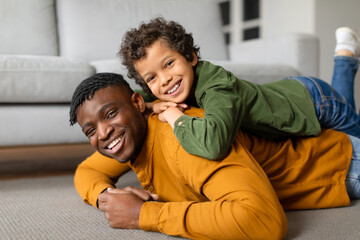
[
  {"x1": 141, "y1": 55, "x2": 173, "y2": 78},
  {"x1": 81, "y1": 102, "x2": 115, "y2": 132}
]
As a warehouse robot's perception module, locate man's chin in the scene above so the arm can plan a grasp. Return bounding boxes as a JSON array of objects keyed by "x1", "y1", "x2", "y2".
[{"x1": 97, "y1": 150, "x2": 127, "y2": 163}]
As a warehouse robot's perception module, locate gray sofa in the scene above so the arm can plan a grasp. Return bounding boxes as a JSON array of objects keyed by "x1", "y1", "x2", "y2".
[
  {"x1": 1, "y1": 0, "x2": 316, "y2": 149},
  {"x1": 5, "y1": 0, "x2": 359, "y2": 240}
]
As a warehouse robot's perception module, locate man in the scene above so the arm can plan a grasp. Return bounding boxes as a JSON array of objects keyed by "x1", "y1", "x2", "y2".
[{"x1": 70, "y1": 73, "x2": 356, "y2": 240}]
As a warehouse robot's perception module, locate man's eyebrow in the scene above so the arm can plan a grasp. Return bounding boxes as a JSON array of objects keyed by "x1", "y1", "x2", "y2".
[{"x1": 81, "y1": 102, "x2": 116, "y2": 132}]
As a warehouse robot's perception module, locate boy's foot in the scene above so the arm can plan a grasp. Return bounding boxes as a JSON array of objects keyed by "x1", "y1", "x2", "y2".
[{"x1": 335, "y1": 27, "x2": 360, "y2": 58}]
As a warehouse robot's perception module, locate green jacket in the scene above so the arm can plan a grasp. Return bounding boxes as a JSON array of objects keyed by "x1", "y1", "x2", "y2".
[{"x1": 140, "y1": 60, "x2": 321, "y2": 159}]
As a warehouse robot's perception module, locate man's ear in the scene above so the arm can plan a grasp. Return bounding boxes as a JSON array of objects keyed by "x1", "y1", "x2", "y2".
[
  {"x1": 131, "y1": 92, "x2": 146, "y2": 113},
  {"x1": 191, "y1": 51, "x2": 198, "y2": 66}
]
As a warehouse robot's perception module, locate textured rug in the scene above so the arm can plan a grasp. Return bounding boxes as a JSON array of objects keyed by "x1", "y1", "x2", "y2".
[
  {"x1": 0, "y1": 171, "x2": 359, "y2": 240},
  {"x1": 0, "y1": 172, "x2": 179, "y2": 240}
]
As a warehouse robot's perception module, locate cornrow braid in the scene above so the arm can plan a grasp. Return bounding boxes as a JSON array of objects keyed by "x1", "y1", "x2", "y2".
[{"x1": 69, "y1": 73, "x2": 133, "y2": 126}]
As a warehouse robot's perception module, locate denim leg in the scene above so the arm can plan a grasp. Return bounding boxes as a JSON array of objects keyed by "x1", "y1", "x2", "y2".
[
  {"x1": 291, "y1": 76, "x2": 360, "y2": 138},
  {"x1": 345, "y1": 135, "x2": 360, "y2": 199},
  {"x1": 331, "y1": 56, "x2": 359, "y2": 109}
]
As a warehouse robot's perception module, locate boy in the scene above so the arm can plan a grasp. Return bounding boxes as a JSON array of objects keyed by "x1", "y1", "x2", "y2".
[
  {"x1": 119, "y1": 17, "x2": 360, "y2": 159},
  {"x1": 70, "y1": 73, "x2": 360, "y2": 239}
]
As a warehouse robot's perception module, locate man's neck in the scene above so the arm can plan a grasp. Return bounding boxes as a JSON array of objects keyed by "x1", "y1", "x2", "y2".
[{"x1": 143, "y1": 107, "x2": 152, "y2": 121}]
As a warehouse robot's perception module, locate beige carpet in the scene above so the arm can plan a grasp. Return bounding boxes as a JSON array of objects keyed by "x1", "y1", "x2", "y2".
[
  {"x1": 1, "y1": 171, "x2": 359, "y2": 240},
  {"x1": 0, "y1": 172, "x2": 180, "y2": 240}
]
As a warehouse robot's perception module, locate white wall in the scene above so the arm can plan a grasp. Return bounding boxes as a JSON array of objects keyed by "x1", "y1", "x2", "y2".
[
  {"x1": 261, "y1": 0, "x2": 360, "y2": 110},
  {"x1": 261, "y1": 0, "x2": 315, "y2": 38},
  {"x1": 315, "y1": 0, "x2": 360, "y2": 110}
]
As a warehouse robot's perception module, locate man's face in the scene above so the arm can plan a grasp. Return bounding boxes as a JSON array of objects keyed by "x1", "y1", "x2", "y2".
[
  {"x1": 134, "y1": 39, "x2": 197, "y2": 103},
  {"x1": 76, "y1": 86, "x2": 147, "y2": 163}
]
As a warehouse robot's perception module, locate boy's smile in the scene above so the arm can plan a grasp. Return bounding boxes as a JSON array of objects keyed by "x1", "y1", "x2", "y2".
[
  {"x1": 76, "y1": 86, "x2": 147, "y2": 163},
  {"x1": 134, "y1": 39, "x2": 197, "y2": 103}
]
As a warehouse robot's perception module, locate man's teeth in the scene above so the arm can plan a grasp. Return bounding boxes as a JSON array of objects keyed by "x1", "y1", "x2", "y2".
[
  {"x1": 107, "y1": 136, "x2": 122, "y2": 149},
  {"x1": 167, "y1": 83, "x2": 180, "y2": 94}
]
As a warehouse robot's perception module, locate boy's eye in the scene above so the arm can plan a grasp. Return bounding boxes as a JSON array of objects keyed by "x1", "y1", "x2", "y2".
[
  {"x1": 166, "y1": 60, "x2": 174, "y2": 67},
  {"x1": 147, "y1": 76, "x2": 155, "y2": 83}
]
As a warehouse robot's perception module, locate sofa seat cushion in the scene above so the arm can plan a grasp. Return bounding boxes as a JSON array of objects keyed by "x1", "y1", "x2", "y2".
[
  {"x1": 57, "y1": 0, "x2": 227, "y2": 62},
  {"x1": 0, "y1": 0, "x2": 58, "y2": 56},
  {"x1": 211, "y1": 61, "x2": 300, "y2": 84},
  {"x1": 0, "y1": 104, "x2": 87, "y2": 146},
  {"x1": 91, "y1": 58, "x2": 300, "y2": 88},
  {"x1": 0, "y1": 55, "x2": 95, "y2": 103}
]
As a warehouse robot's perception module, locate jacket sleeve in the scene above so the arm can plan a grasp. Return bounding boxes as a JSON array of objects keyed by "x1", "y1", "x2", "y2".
[
  {"x1": 139, "y1": 143, "x2": 287, "y2": 239},
  {"x1": 74, "y1": 151, "x2": 131, "y2": 208},
  {"x1": 173, "y1": 70, "x2": 247, "y2": 160}
]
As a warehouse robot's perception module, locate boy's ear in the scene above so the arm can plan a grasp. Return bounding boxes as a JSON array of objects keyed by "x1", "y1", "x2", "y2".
[
  {"x1": 191, "y1": 51, "x2": 198, "y2": 66},
  {"x1": 131, "y1": 92, "x2": 146, "y2": 113}
]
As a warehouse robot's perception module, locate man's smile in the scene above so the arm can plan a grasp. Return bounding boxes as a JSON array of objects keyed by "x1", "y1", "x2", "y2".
[{"x1": 105, "y1": 132, "x2": 125, "y2": 154}]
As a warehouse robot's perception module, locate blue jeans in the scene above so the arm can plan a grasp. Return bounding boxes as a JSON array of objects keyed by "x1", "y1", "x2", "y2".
[
  {"x1": 289, "y1": 58, "x2": 360, "y2": 138},
  {"x1": 332, "y1": 56, "x2": 358, "y2": 110},
  {"x1": 291, "y1": 56, "x2": 360, "y2": 199},
  {"x1": 346, "y1": 134, "x2": 360, "y2": 199}
]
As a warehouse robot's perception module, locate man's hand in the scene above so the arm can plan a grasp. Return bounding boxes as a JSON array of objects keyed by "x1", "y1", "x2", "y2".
[{"x1": 98, "y1": 187, "x2": 158, "y2": 229}]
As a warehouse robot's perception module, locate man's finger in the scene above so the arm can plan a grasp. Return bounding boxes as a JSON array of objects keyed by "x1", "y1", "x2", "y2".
[{"x1": 107, "y1": 187, "x2": 127, "y2": 194}]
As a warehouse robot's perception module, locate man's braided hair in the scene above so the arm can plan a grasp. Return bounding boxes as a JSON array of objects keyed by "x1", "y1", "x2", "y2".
[{"x1": 69, "y1": 73, "x2": 133, "y2": 126}]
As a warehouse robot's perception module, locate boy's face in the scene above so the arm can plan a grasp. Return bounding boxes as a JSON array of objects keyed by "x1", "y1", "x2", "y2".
[
  {"x1": 76, "y1": 86, "x2": 147, "y2": 163},
  {"x1": 134, "y1": 39, "x2": 197, "y2": 103}
]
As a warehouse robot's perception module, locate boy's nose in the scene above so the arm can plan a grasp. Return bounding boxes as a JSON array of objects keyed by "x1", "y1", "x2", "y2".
[{"x1": 160, "y1": 72, "x2": 172, "y2": 86}]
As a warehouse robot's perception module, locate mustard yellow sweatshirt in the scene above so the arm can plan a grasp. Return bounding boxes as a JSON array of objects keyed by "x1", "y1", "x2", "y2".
[{"x1": 74, "y1": 108, "x2": 352, "y2": 239}]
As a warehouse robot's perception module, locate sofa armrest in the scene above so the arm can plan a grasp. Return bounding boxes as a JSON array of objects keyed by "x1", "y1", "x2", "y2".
[{"x1": 228, "y1": 33, "x2": 319, "y2": 77}]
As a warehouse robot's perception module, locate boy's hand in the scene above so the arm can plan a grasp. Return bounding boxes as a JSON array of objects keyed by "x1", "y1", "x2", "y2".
[
  {"x1": 146, "y1": 101, "x2": 188, "y2": 114},
  {"x1": 158, "y1": 106, "x2": 186, "y2": 128}
]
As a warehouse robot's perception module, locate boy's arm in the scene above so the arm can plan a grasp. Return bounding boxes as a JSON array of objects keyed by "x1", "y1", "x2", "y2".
[
  {"x1": 74, "y1": 151, "x2": 131, "y2": 208},
  {"x1": 173, "y1": 71, "x2": 246, "y2": 160},
  {"x1": 139, "y1": 145, "x2": 287, "y2": 239}
]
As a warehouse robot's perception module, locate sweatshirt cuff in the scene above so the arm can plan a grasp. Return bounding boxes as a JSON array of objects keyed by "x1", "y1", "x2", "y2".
[
  {"x1": 139, "y1": 201, "x2": 165, "y2": 232},
  {"x1": 173, "y1": 114, "x2": 193, "y2": 133},
  {"x1": 91, "y1": 183, "x2": 114, "y2": 208}
]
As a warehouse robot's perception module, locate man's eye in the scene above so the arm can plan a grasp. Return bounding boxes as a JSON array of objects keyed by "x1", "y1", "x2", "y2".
[
  {"x1": 86, "y1": 128, "x2": 95, "y2": 137},
  {"x1": 107, "y1": 110, "x2": 117, "y2": 119}
]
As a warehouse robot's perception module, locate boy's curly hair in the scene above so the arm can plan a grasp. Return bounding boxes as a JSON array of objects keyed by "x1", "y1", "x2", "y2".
[{"x1": 118, "y1": 17, "x2": 201, "y2": 95}]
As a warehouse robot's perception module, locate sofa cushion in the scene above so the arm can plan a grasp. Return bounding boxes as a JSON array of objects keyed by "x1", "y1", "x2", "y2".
[
  {"x1": 0, "y1": 105, "x2": 87, "y2": 146},
  {"x1": 211, "y1": 61, "x2": 301, "y2": 84},
  {"x1": 90, "y1": 59, "x2": 142, "y2": 91},
  {"x1": 0, "y1": 55, "x2": 95, "y2": 103},
  {"x1": 0, "y1": 0, "x2": 58, "y2": 56},
  {"x1": 57, "y1": 0, "x2": 227, "y2": 62}
]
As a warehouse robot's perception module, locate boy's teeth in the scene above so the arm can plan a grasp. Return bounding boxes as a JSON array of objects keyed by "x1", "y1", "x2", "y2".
[
  {"x1": 107, "y1": 136, "x2": 122, "y2": 149},
  {"x1": 167, "y1": 83, "x2": 179, "y2": 94}
]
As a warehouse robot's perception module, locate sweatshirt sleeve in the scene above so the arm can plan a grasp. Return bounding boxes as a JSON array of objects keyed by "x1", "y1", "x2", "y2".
[
  {"x1": 174, "y1": 66, "x2": 246, "y2": 160},
  {"x1": 139, "y1": 141, "x2": 287, "y2": 239},
  {"x1": 74, "y1": 151, "x2": 131, "y2": 208}
]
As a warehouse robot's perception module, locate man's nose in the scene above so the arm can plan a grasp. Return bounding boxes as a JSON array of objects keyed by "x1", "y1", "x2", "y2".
[{"x1": 98, "y1": 122, "x2": 113, "y2": 140}]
